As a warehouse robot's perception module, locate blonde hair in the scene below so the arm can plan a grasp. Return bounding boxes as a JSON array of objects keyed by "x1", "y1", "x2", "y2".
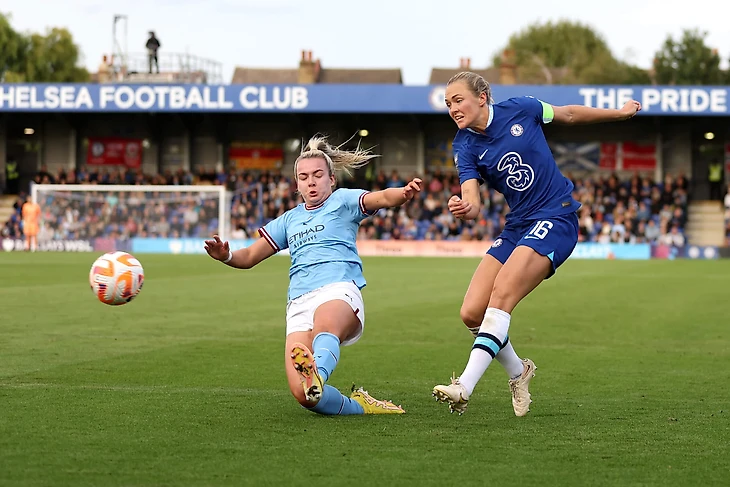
[
  {"x1": 447, "y1": 71, "x2": 494, "y2": 104},
  {"x1": 294, "y1": 134, "x2": 377, "y2": 179}
]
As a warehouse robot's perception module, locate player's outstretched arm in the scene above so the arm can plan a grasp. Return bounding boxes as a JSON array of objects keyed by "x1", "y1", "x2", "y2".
[
  {"x1": 362, "y1": 178, "x2": 423, "y2": 212},
  {"x1": 552, "y1": 100, "x2": 642, "y2": 125},
  {"x1": 204, "y1": 235, "x2": 276, "y2": 269},
  {"x1": 448, "y1": 179, "x2": 481, "y2": 221}
]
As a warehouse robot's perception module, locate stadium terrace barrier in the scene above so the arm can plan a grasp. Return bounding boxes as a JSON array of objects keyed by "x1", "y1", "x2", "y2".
[
  {"x1": 1, "y1": 238, "x2": 722, "y2": 260},
  {"x1": 1, "y1": 239, "x2": 94, "y2": 252},
  {"x1": 718, "y1": 247, "x2": 730, "y2": 259},
  {"x1": 354, "y1": 241, "x2": 654, "y2": 260},
  {"x1": 356, "y1": 240, "x2": 493, "y2": 258},
  {"x1": 130, "y1": 238, "x2": 261, "y2": 255},
  {"x1": 652, "y1": 243, "x2": 720, "y2": 260},
  {"x1": 124, "y1": 239, "x2": 655, "y2": 260},
  {"x1": 570, "y1": 243, "x2": 651, "y2": 260}
]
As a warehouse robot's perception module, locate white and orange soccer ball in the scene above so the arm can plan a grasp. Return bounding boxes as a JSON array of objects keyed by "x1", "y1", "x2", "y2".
[{"x1": 89, "y1": 251, "x2": 145, "y2": 305}]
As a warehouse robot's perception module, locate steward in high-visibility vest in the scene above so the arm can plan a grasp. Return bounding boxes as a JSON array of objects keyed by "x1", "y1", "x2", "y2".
[
  {"x1": 5, "y1": 159, "x2": 19, "y2": 194},
  {"x1": 708, "y1": 160, "x2": 724, "y2": 201}
]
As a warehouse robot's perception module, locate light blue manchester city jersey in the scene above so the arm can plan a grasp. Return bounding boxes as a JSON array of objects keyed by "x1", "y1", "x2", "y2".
[{"x1": 259, "y1": 188, "x2": 375, "y2": 301}]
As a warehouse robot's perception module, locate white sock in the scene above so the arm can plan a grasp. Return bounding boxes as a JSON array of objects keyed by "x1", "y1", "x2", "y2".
[
  {"x1": 496, "y1": 340, "x2": 525, "y2": 379},
  {"x1": 471, "y1": 325, "x2": 522, "y2": 378},
  {"x1": 458, "y1": 307, "x2": 511, "y2": 396}
]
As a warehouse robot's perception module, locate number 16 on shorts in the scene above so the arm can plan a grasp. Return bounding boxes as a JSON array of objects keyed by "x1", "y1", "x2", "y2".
[
  {"x1": 517, "y1": 213, "x2": 579, "y2": 274},
  {"x1": 525, "y1": 220, "x2": 554, "y2": 240}
]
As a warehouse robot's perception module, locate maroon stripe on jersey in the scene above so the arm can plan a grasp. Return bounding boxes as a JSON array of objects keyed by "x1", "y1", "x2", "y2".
[
  {"x1": 304, "y1": 193, "x2": 332, "y2": 211},
  {"x1": 304, "y1": 200, "x2": 326, "y2": 211},
  {"x1": 258, "y1": 228, "x2": 280, "y2": 251},
  {"x1": 359, "y1": 191, "x2": 371, "y2": 215}
]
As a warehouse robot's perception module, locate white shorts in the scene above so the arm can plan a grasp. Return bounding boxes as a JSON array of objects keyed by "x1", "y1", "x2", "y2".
[{"x1": 286, "y1": 281, "x2": 365, "y2": 346}]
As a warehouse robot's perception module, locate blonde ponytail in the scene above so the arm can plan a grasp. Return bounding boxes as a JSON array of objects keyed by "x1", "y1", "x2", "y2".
[{"x1": 295, "y1": 134, "x2": 377, "y2": 178}]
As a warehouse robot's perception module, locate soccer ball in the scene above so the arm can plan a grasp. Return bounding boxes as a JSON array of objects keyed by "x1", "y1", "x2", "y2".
[{"x1": 89, "y1": 251, "x2": 145, "y2": 305}]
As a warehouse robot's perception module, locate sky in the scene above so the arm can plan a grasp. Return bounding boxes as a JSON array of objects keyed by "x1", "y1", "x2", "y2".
[{"x1": 4, "y1": 0, "x2": 730, "y2": 85}]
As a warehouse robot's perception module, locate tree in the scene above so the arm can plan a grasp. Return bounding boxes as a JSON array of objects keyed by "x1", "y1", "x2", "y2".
[
  {"x1": 0, "y1": 13, "x2": 27, "y2": 81},
  {"x1": 493, "y1": 20, "x2": 650, "y2": 84},
  {"x1": 0, "y1": 12, "x2": 89, "y2": 82},
  {"x1": 23, "y1": 28, "x2": 89, "y2": 82},
  {"x1": 653, "y1": 28, "x2": 723, "y2": 85}
]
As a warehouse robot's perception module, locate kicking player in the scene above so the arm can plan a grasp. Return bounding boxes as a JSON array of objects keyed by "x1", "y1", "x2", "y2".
[
  {"x1": 205, "y1": 135, "x2": 422, "y2": 416},
  {"x1": 433, "y1": 71, "x2": 641, "y2": 415}
]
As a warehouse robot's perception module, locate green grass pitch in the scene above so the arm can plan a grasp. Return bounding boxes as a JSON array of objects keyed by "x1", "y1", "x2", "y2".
[{"x1": 1, "y1": 253, "x2": 728, "y2": 486}]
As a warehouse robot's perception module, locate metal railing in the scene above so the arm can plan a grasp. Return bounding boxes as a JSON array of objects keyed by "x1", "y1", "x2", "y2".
[{"x1": 111, "y1": 52, "x2": 223, "y2": 84}]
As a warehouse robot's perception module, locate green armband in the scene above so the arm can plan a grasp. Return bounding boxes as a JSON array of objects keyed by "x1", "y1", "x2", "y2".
[{"x1": 539, "y1": 100, "x2": 554, "y2": 124}]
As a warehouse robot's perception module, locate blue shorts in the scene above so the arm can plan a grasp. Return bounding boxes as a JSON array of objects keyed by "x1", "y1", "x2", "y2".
[{"x1": 487, "y1": 212, "x2": 579, "y2": 279}]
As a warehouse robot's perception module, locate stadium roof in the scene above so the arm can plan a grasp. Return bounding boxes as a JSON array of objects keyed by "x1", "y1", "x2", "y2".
[
  {"x1": 317, "y1": 68, "x2": 402, "y2": 84},
  {"x1": 429, "y1": 54, "x2": 570, "y2": 85},
  {"x1": 429, "y1": 67, "x2": 499, "y2": 84},
  {"x1": 231, "y1": 50, "x2": 402, "y2": 84},
  {"x1": 231, "y1": 67, "x2": 402, "y2": 84},
  {"x1": 231, "y1": 68, "x2": 299, "y2": 84}
]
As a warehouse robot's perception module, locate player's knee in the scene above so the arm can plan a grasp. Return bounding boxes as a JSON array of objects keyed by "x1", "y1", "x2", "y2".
[{"x1": 460, "y1": 303, "x2": 483, "y2": 328}]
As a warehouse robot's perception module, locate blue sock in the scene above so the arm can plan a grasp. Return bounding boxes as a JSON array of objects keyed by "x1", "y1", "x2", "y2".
[
  {"x1": 312, "y1": 332, "x2": 340, "y2": 382},
  {"x1": 310, "y1": 385, "x2": 364, "y2": 415}
]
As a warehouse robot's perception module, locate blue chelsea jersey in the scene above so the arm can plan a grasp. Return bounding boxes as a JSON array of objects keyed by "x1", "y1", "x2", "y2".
[
  {"x1": 258, "y1": 188, "x2": 375, "y2": 301},
  {"x1": 452, "y1": 96, "x2": 581, "y2": 222}
]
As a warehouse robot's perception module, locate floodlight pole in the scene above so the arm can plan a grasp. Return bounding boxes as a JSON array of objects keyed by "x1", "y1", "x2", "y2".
[{"x1": 112, "y1": 14, "x2": 128, "y2": 77}]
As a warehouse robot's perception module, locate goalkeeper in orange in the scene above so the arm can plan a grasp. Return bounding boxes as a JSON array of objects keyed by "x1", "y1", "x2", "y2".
[{"x1": 21, "y1": 196, "x2": 41, "y2": 252}]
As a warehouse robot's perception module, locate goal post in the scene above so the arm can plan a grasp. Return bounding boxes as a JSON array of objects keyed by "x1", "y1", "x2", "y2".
[{"x1": 31, "y1": 183, "x2": 232, "y2": 242}]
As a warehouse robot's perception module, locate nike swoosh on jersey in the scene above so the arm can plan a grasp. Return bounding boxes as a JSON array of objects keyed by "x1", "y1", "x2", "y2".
[{"x1": 479, "y1": 149, "x2": 488, "y2": 160}]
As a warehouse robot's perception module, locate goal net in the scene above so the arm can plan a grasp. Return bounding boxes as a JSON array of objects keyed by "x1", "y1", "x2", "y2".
[{"x1": 30, "y1": 184, "x2": 233, "y2": 244}]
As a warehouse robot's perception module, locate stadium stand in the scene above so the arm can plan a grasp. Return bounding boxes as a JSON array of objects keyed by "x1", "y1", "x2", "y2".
[
  {"x1": 2, "y1": 166, "x2": 690, "y2": 247},
  {"x1": 725, "y1": 185, "x2": 730, "y2": 245}
]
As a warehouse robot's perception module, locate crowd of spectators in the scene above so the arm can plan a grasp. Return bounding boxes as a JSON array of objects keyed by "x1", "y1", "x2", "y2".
[
  {"x1": 2, "y1": 166, "x2": 219, "y2": 241},
  {"x1": 351, "y1": 169, "x2": 691, "y2": 246},
  {"x1": 2, "y1": 164, "x2": 692, "y2": 248},
  {"x1": 724, "y1": 184, "x2": 730, "y2": 246},
  {"x1": 571, "y1": 172, "x2": 690, "y2": 247}
]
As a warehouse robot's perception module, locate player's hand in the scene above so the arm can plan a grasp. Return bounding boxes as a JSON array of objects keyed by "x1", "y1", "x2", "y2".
[
  {"x1": 619, "y1": 100, "x2": 642, "y2": 120},
  {"x1": 402, "y1": 178, "x2": 423, "y2": 201},
  {"x1": 448, "y1": 195, "x2": 472, "y2": 219},
  {"x1": 204, "y1": 235, "x2": 230, "y2": 261}
]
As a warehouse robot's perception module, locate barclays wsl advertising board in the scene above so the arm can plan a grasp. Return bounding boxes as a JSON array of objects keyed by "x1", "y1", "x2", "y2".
[
  {"x1": 0, "y1": 83, "x2": 728, "y2": 115},
  {"x1": 570, "y1": 243, "x2": 651, "y2": 260},
  {"x1": 130, "y1": 238, "x2": 291, "y2": 256},
  {"x1": 129, "y1": 238, "x2": 654, "y2": 260},
  {"x1": 2, "y1": 237, "x2": 715, "y2": 260}
]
